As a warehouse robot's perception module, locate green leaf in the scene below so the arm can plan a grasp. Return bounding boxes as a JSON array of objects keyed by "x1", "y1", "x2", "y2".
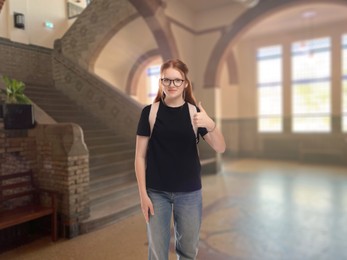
[{"x1": 1, "y1": 75, "x2": 31, "y2": 104}]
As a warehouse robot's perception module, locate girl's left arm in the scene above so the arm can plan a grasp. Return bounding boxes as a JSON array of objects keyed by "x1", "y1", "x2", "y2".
[
  {"x1": 193, "y1": 102, "x2": 226, "y2": 153},
  {"x1": 202, "y1": 123, "x2": 226, "y2": 153}
]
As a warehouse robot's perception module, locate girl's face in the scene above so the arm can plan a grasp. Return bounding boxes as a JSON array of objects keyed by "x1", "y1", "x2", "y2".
[{"x1": 160, "y1": 67, "x2": 187, "y2": 102}]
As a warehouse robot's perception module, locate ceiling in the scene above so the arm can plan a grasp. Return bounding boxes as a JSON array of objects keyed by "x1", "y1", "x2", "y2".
[
  {"x1": 173, "y1": 0, "x2": 260, "y2": 12},
  {"x1": 176, "y1": 0, "x2": 238, "y2": 12},
  {"x1": 245, "y1": 2, "x2": 347, "y2": 38},
  {"x1": 173, "y1": 1, "x2": 347, "y2": 37}
]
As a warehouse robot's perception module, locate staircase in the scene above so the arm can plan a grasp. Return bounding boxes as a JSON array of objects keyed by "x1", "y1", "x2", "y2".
[{"x1": 25, "y1": 84, "x2": 140, "y2": 234}]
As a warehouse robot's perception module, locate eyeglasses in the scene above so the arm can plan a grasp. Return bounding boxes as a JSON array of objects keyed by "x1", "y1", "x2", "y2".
[{"x1": 160, "y1": 78, "x2": 185, "y2": 87}]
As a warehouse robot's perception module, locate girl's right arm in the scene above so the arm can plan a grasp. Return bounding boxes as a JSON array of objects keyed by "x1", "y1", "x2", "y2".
[{"x1": 134, "y1": 135, "x2": 154, "y2": 222}]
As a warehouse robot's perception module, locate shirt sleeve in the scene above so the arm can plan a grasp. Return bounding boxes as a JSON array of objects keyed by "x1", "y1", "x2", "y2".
[{"x1": 136, "y1": 105, "x2": 151, "y2": 136}]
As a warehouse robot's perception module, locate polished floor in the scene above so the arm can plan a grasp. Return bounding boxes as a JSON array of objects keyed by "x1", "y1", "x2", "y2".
[{"x1": 1, "y1": 158, "x2": 346, "y2": 260}]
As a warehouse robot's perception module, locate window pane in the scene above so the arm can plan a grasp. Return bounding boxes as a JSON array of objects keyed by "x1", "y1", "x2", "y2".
[
  {"x1": 259, "y1": 117, "x2": 282, "y2": 132},
  {"x1": 293, "y1": 116, "x2": 330, "y2": 132},
  {"x1": 147, "y1": 65, "x2": 160, "y2": 104},
  {"x1": 292, "y1": 37, "x2": 331, "y2": 132},
  {"x1": 342, "y1": 34, "x2": 347, "y2": 132},
  {"x1": 292, "y1": 82, "x2": 330, "y2": 114},
  {"x1": 257, "y1": 45, "x2": 282, "y2": 132}
]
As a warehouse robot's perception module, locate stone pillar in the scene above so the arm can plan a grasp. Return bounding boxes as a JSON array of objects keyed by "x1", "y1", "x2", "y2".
[{"x1": 32, "y1": 123, "x2": 89, "y2": 238}]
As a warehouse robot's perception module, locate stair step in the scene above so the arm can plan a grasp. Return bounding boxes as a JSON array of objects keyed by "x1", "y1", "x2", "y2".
[
  {"x1": 90, "y1": 181, "x2": 138, "y2": 206},
  {"x1": 51, "y1": 117, "x2": 89, "y2": 124},
  {"x1": 91, "y1": 191, "x2": 139, "y2": 215},
  {"x1": 26, "y1": 85, "x2": 59, "y2": 91},
  {"x1": 26, "y1": 88, "x2": 61, "y2": 95},
  {"x1": 84, "y1": 128, "x2": 116, "y2": 134},
  {"x1": 90, "y1": 169, "x2": 135, "y2": 191},
  {"x1": 46, "y1": 112, "x2": 91, "y2": 119},
  {"x1": 79, "y1": 193, "x2": 140, "y2": 234},
  {"x1": 86, "y1": 136, "x2": 128, "y2": 146},
  {"x1": 89, "y1": 142, "x2": 133, "y2": 155},
  {"x1": 36, "y1": 103, "x2": 79, "y2": 112},
  {"x1": 36, "y1": 103, "x2": 79, "y2": 110},
  {"x1": 30, "y1": 96, "x2": 71, "y2": 104},
  {"x1": 47, "y1": 112, "x2": 90, "y2": 118},
  {"x1": 27, "y1": 91, "x2": 63, "y2": 98},
  {"x1": 83, "y1": 129, "x2": 118, "y2": 138},
  {"x1": 89, "y1": 159, "x2": 134, "y2": 175},
  {"x1": 90, "y1": 150, "x2": 135, "y2": 165}
]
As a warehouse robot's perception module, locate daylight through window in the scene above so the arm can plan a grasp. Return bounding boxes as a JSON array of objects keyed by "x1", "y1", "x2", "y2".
[
  {"x1": 291, "y1": 37, "x2": 331, "y2": 132},
  {"x1": 257, "y1": 45, "x2": 283, "y2": 132}
]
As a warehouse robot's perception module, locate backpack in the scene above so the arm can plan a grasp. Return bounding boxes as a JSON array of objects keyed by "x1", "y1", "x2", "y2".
[{"x1": 149, "y1": 101, "x2": 198, "y2": 138}]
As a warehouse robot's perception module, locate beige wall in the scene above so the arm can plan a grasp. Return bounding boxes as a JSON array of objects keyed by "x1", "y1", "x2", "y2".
[
  {"x1": 0, "y1": 0, "x2": 71, "y2": 48},
  {"x1": 220, "y1": 61, "x2": 239, "y2": 119},
  {"x1": 194, "y1": 4, "x2": 245, "y2": 30},
  {"x1": 94, "y1": 17, "x2": 158, "y2": 93},
  {"x1": 165, "y1": 0, "x2": 194, "y2": 29},
  {"x1": 170, "y1": 24, "x2": 195, "y2": 78}
]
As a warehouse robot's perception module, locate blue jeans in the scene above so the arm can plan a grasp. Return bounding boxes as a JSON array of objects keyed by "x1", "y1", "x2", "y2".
[{"x1": 146, "y1": 189, "x2": 202, "y2": 260}]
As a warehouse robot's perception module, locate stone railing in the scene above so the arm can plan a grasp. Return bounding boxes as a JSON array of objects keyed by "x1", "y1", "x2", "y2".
[{"x1": 52, "y1": 50, "x2": 142, "y2": 139}]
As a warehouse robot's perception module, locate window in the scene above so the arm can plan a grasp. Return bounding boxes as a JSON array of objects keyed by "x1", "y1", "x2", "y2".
[
  {"x1": 146, "y1": 65, "x2": 160, "y2": 104},
  {"x1": 342, "y1": 34, "x2": 347, "y2": 132},
  {"x1": 257, "y1": 45, "x2": 283, "y2": 132},
  {"x1": 291, "y1": 37, "x2": 331, "y2": 132}
]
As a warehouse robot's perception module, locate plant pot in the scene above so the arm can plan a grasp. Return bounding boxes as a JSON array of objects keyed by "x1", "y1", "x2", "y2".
[
  {"x1": 0, "y1": 103, "x2": 3, "y2": 118},
  {"x1": 3, "y1": 103, "x2": 35, "y2": 129}
]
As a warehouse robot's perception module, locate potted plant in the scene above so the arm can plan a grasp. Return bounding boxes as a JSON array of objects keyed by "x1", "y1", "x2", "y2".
[{"x1": 1, "y1": 75, "x2": 35, "y2": 129}]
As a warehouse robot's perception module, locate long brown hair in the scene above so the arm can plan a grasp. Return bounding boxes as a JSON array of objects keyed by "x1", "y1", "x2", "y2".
[{"x1": 154, "y1": 59, "x2": 197, "y2": 106}]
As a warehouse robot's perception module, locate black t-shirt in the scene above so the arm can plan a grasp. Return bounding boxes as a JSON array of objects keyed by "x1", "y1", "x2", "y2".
[{"x1": 136, "y1": 101, "x2": 208, "y2": 192}]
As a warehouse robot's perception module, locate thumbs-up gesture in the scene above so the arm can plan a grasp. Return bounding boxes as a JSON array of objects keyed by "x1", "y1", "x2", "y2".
[{"x1": 193, "y1": 102, "x2": 216, "y2": 132}]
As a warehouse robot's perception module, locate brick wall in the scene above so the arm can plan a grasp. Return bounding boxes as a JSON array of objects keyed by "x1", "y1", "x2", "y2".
[
  {"x1": 0, "y1": 37, "x2": 53, "y2": 86},
  {"x1": 33, "y1": 123, "x2": 90, "y2": 238},
  {"x1": 0, "y1": 130, "x2": 37, "y2": 176},
  {"x1": 0, "y1": 122, "x2": 90, "y2": 238}
]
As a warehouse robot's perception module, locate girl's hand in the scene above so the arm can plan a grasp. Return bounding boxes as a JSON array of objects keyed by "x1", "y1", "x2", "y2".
[
  {"x1": 140, "y1": 194, "x2": 154, "y2": 223},
  {"x1": 193, "y1": 102, "x2": 216, "y2": 132}
]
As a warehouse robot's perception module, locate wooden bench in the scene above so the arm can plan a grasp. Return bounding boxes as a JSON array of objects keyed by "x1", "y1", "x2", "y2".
[{"x1": 0, "y1": 170, "x2": 58, "y2": 241}]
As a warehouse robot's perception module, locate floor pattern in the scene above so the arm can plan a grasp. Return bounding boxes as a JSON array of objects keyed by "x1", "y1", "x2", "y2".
[{"x1": 1, "y1": 159, "x2": 346, "y2": 260}]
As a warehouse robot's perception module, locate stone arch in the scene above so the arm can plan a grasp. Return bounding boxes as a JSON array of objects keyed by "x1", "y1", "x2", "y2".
[
  {"x1": 60, "y1": 0, "x2": 178, "y2": 71},
  {"x1": 226, "y1": 50, "x2": 239, "y2": 85},
  {"x1": 129, "y1": 0, "x2": 179, "y2": 60},
  {"x1": 125, "y1": 49, "x2": 161, "y2": 96},
  {"x1": 204, "y1": 0, "x2": 347, "y2": 88}
]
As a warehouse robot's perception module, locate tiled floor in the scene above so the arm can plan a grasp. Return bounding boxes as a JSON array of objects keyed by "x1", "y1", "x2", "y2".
[
  {"x1": 198, "y1": 159, "x2": 347, "y2": 260},
  {"x1": 1, "y1": 158, "x2": 346, "y2": 260}
]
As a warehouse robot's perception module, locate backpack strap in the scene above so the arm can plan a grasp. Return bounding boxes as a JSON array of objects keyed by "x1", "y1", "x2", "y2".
[
  {"x1": 149, "y1": 101, "x2": 160, "y2": 136},
  {"x1": 188, "y1": 103, "x2": 198, "y2": 138}
]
